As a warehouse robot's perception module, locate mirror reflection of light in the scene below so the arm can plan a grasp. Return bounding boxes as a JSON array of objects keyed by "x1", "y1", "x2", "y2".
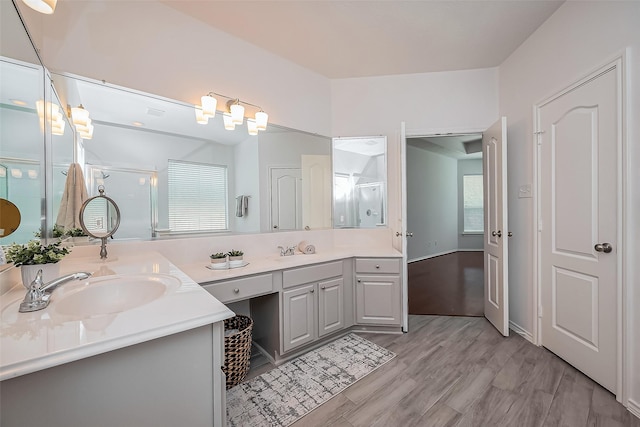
[
  {"x1": 10, "y1": 169, "x2": 22, "y2": 179},
  {"x1": 28, "y1": 170, "x2": 38, "y2": 179},
  {"x1": 0, "y1": 169, "x2": 6, "y2": 178},
  {"x1": 152, "y1": 263, "x2": 160, "y2": 274},
  {"x1": 96, "y1": 179, "x2": 104, "y2": 186},
  {"x1": 10, "y1": 99, "x2": 27, "y2": 106},
  {"x1": 139, "y1": 177, "x2": 146, "y2": 185}
]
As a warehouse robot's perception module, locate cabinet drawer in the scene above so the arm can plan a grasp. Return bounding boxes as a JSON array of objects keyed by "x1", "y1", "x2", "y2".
[
  {"x1": 202, "y1": 273, "x2": 273, "y2": 303},
  {"x1": 282, "y1": 261, "x2": 343, "y2": 289},
  {"x1": 355, "y1": 258, "x2": 400, "y2": 274}
]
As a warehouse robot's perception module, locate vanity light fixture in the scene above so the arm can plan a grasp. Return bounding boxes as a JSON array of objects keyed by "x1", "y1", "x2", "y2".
[
  {"x1": 36, "y1": 100, "x2": 66, "y2": 136},
  {"x1": 193, "y1": 92, "x2": 269, "y2": 132},
  {"x1": 10, "y1": 169, "x2": 23, "y2": 179},
  {"x1": 21, "y1": 0, "x2": 57, "y2": 14}
]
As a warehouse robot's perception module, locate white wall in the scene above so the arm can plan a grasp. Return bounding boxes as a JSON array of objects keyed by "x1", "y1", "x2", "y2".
[
  {"x1": 457, "y1": 159, "x2": 484, "y2": 251},
  {"x1": 331, "y1": 67, "x2": 499, "y2": 248},
  {"x1": 498, "y1": 1, "x2": 640, "y2": 409},
  {"x1": 17, "y1": 1, "x2": 332, "y2": 136},
  {"x1": 406, "y1": 145, "x2": 458, "y2": 261},
  {"x1": 233, "y1": 137, "x2": 260, "y2": 233}
]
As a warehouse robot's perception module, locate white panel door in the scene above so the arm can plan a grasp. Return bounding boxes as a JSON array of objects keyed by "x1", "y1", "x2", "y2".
[
  {"x1": 483, "y1": 117, "x2": 509, "y2": 336},
  {"x1": 318, "y1": 278, "x2": 344, "y2": 337},
  {"x1": 538, "y1": 66, "x2": 618, "y2": 393},
  {"x1": 270, "y1": 168, "x2": 301, "y2": 231},
  {"x1": 301, "y1": 155, "x2": 332, "y2": 229},
  {"x1": 282, "y1": 284, "x2": 315, "y2": 353}
]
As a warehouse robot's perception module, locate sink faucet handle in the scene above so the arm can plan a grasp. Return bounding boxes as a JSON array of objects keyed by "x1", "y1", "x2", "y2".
[
  {"x1": 277, "y1": 245, "x2": 286, "y2": 256},
  {"x1": 31, "y1": 269, "x2": 44, "y2": 290}
]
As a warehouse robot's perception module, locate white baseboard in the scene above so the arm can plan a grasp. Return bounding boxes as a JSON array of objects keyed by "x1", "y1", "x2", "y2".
[
  {"x1": 408, "y1": 250, "x2": 457, "y2": 263},
  {"x1": 628, "y1": 399, "x2": 640, "y2": 419},
  {"x1": 509, "y1": 320, "x2": 535, "y2": 344},
  {"x1": 458, "y1": 249, "x2": 484, "y2": 252}
]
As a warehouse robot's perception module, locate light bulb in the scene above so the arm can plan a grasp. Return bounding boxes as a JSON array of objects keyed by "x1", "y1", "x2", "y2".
[{"x1": 20, "y1": 0, "x2": 57, "y2": 14}]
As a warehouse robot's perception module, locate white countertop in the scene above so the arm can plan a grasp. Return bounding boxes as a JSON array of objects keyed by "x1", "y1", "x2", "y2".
[
  {"x1": 180, "y1": 247, "x2": 402, "y2": 285},
  {"x1": 0, "y1": 252, "x2": 234, "y2": 381}
]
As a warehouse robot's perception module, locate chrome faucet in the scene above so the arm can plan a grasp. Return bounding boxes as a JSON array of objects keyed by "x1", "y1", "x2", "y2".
[
  {"x1": 277, "y1": 245, "x2": 297, "y2": 256},
  {"x1": 19, "y1": 269, "x2": 92, "y2": 313}
]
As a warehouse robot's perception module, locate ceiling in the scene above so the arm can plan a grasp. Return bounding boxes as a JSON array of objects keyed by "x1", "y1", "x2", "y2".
[
  {"x1": 408, "y1": 134, "x2": 483, "y2": 159},
  {"x1": 163, "y1": 0, "x2": 564, "y2": 79}
]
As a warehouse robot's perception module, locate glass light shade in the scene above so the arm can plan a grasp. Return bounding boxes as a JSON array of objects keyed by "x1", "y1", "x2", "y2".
[
  {"x1": 222, "y1": 113, "x2": 235, "y2": 130},
  {"x1": 201, "y1": 95, "x2": 217, "y2": 118},
  {"x1": 0, "y1": 168, "x2": 5, "y2": 178},
  {"x1": 21, "y1": 0, "x2": 57, "y2": 14},
  {"x1": 247, "y1": 119, "x2": 258, "y2": 136},
  {"x1": 255, "y1": 111, "x2": 268, "y2": 130},
  {"x1": 194, "y1": 107, "x2": 208, "y2": 124},
  {"x1": 230, "y1": 103, "x2": 244, "y2": 125},
  {"x1": 79, "y1": 123, "x2": 94, "y2": 140},
  {"x1": 11, "y1": 169, "x2": 23, "y2": 179},
  {"x1": 52, "y1": 119, "x2": 65, "y2": 136},
  {"x1": 28, "y1": 170, "x2": 38, "y2": 179},
  {"x1": 75, "y1": 117, "x2": 92, "y2": 133},
  {"x1": 71, "y1": 106, "x2": 90, "y2": 126}
]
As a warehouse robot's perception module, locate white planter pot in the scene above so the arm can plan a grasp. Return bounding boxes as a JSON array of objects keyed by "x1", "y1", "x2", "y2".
[{"x1": 20, "y1": 263, "x2": 61, "y2": 288}]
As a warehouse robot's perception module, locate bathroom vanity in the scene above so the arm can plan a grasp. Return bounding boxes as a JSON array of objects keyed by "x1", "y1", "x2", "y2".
[
  {"x1": 183, "y1": 248, "x2": 402, "y2": 364},
  {"x1": 0, "y1": 253, "x2": 234, "y2": 427}
]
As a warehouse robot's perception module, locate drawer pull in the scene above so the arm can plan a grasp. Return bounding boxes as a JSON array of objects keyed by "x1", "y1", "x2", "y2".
[
  {"x1": 357, "y1": 279, "x2": 362, "y2": 283},
  {"x1": 375, "y1": 264, "x2": 380, "y2": 269},
  {"x1": 233, "y1": 288, "x2": 240, "y2": 294},
  {"x1": 310, "y1": 289, "x2": 315, "y2": 293},
  {"x1": 321, "y1": 286, "x2": 325, "y2": 289}
]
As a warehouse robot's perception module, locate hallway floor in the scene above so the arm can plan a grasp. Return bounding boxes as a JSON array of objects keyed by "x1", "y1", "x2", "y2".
[{"x1": 408, "y1": 251, "x2": 484, "y2": 316}]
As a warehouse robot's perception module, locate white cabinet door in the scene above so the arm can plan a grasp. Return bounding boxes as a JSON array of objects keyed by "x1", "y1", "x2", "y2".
[
  {"x1": 355, "y1": 275, "x2": 401, "y2": 326},
  {"x1": 318, "y1": 278, "x2": 344, "y2": 337},
  {"x1": 282, "y1": 284, "x2": 315, "y2": 353}
]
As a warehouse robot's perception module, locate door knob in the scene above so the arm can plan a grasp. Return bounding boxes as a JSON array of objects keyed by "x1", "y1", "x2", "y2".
[
  {"x1": 492, "y1": 230, "x2": 502, "y2": 237},
  {"x1": 407, "y1": 232, "x2": 414, "y2": 237},
  {"x1": 310, "y1": 289, "x2": 315, "y2": 293},
  {"x1": 508, "y1": 232, "x2": 513, "y2": 237},
  {"x1": 273, "y1": 225, "x2": 278, "y2": 229},
  {"x1": 395, "y1": 231, "x2": 403, "y2": 237},
  {"x1": 594, "y1": 243, "x2": 613, "y2": 253}
]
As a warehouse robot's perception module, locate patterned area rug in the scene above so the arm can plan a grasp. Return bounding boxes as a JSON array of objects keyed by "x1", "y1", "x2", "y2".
[{"x1": 226, "y1": 333, "x2": 396, "y2": 427}]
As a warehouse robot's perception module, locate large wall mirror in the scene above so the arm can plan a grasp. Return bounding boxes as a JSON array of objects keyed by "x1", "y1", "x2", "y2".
[
  {"x1": 49, "y1": 73, "x2": 332, "y2": 240},
  {"x1": 332, "y1": 136, "x2": 387, "y2": 228},
  {"x1": 0, "y1": 0, "x2": 48, "y2": 245}
]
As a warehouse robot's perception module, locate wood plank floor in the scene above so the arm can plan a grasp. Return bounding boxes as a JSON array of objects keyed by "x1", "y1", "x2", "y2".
[
  {"x1": 409, "y1": 252, "x2": 484, "y2": 316},
  {"x1": 244, "y1": 316, "x2": 638, "y2": 427}
]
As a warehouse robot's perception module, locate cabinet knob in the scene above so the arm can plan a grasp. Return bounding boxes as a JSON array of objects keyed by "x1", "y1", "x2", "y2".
[
  {"x1": 375, "y1": 264, "x2": 380, "y2": 269},
  {"x1": 233, "y1": 288, "x2": 239, "y2": 294},
  {"x1": 357, "y1": 279, "x2": 362, "y2": 283},
  {"x1": 321, "y1": 286, "x2": 325, "y2": 289},
  {"x1": 310, "y1": 289, "x2": 315, "y2": 293}
]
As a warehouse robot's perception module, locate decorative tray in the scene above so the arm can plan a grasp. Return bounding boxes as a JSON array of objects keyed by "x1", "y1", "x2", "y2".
[{"x1": 206, "y1": 261, "x2": 250, "y2": 271}]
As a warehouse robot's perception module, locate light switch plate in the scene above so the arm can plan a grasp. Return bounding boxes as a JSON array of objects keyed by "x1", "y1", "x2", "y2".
[{"x1": 518, "y1": 184, "x2": 532, "y2": 198}]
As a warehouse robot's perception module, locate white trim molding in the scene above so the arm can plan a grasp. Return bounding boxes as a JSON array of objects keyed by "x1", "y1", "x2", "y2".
[
  {"x1": 627, "y1": 399, "x2": 640, "y2": 419},
  {"x1": 509, "y1": 321, "x2": 534, "y2": 344}
]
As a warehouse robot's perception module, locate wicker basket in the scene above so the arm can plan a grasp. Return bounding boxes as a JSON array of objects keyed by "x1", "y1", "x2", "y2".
[{"x1": 223, "y1": 315, "x2": 253, "y2": 389}]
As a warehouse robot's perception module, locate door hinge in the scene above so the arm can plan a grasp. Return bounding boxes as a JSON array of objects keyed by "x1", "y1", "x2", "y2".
[{"x1": 538, "y1": 305, "x2": 544, "y2": 318}]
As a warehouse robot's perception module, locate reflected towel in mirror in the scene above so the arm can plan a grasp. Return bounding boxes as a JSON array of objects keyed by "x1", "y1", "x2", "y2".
[
  {"x1": 236, "y1": 195, "x2": 249, "y2": 217},
  {"x1": 56, "y1": 163, "x2": 89, "y2": 230}
]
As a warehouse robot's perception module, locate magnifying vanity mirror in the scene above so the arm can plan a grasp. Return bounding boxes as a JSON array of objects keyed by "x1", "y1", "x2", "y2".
[
  {"x1": 0, "y1": 199, "x2": 21, "y2": 239},
  {"x1": 79, "y1": 186, "x2": 121, "y2": 259}
]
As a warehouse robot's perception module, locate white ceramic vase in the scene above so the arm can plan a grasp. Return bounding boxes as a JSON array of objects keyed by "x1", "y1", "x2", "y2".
[{"x1": 20, "y1": 263, "x2": 60, "y2": 288}]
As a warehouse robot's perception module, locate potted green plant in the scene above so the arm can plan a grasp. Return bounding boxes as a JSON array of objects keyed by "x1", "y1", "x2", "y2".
[
  {"x1": 227, "y1": 249, "x2": 244, "y2": 266},
  {"x1": 4, "y1": 240, "x2": 70, "y2": 287},
  {"x1": 210, "y1": 252, "x2": 227, "y2": 268}
]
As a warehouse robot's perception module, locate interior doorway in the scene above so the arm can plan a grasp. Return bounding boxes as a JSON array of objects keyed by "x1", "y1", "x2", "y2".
[{"x1": 405, "y1": 134, "x2": 485, "y2": 316}]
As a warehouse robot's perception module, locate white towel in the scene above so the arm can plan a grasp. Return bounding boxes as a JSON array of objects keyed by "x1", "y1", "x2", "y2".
[
  {"x1": 56, "y1": 163, "x2": 88, "y2": 231},
  {"x1": 235, "y1": 195, "x2": 249, "y2": 217},
  {"x1": 298, "y1": 240, "x2": 316, "y2": 254}
]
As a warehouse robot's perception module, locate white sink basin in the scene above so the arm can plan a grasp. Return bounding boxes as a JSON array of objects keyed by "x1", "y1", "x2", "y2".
[{"x1": 55, "y1": 274, "x2": 180, "y2": 317}]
